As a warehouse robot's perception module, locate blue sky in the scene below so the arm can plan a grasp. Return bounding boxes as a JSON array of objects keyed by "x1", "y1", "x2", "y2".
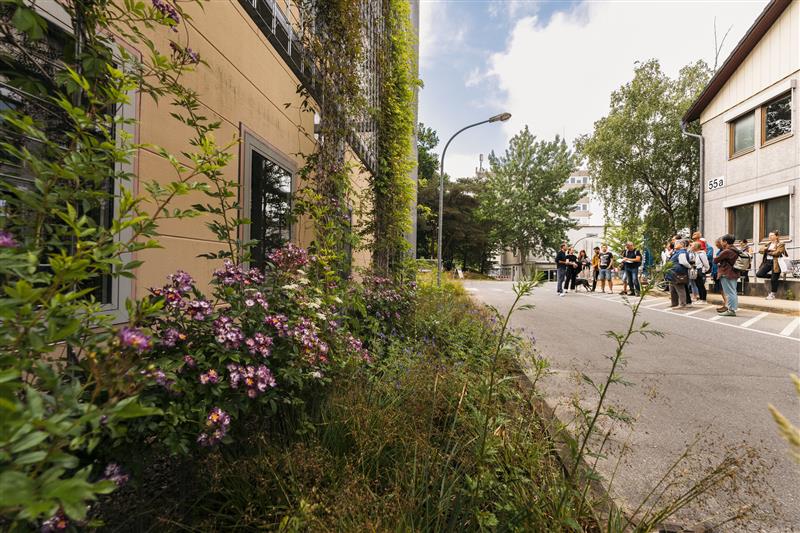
[{"x1": 418, "y1": 0, "x2": 767, "y2": 180}]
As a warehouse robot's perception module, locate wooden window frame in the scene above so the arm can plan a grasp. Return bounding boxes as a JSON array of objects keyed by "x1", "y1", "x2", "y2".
[
  {"x1": 758, "y1": 196, "x2": 791, "y2": 243},
  {"x1": 728, "y1": 112, "x2": 755, "y2": 159},
  {"x1": 760, "y1": 91, "x2": 793, "y2": 147}
]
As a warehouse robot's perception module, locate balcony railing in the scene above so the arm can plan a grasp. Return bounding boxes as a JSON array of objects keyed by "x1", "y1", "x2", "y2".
[{"x1": 237, "y1": 0, "x2": 380, "y2": 174}]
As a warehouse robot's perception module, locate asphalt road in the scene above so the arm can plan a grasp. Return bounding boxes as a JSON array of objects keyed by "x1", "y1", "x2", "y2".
[{"x1": 464, "y1": 280, "x2": 800, "y2": 532}]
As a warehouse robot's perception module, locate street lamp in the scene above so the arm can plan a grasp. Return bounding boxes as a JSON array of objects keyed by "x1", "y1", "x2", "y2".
[
  {"x1": 572, "y1": 233, "x2": 599, "y2": 250},
  {"x1": 437, "y1": 112, "x2": 511, "y2": 286}
]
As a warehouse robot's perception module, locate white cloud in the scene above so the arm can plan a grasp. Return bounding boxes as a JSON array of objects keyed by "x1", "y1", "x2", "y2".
[
  {"x1": 419, "y1": 1, "x2": 467, "y2": 67},
  {"x1": 442, "y1": 151, "x2": 486, "y2": 181},
  {"x1": 488, "y1": 0, "x2": 540, "y2": 20},
  {"x1": 487, "y1": 1, "x2": 768, "y2": 145}
]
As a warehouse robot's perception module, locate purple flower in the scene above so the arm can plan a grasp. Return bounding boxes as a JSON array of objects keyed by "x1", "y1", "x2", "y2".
[
  {"x1": 227, "y1": 363, "x2": 276, "y2": 398},
  {"x1": 264, "y1": 314, "x2": 290, "y2": 337},
  {"x1": 0, "y1": 230, "x2": 18, "y2": 248},
  {"x1": 199, "y1": 369, "x2": 219, "y2": 385},
  {"x1": 103, "y1": 463, "x2": 129, "y2": 487},
  {"x1": 213, "y1": 260, "x2": 264, "y2": 286},
  {"x1": 268, "y1": 243, "x2": 309, "y2": 272},
  {"x1": 152, "y1": 0, "x2": 180, "y2": 27},
  {"x1": 213, "y1": 315, "x2": 244, "y2": 349},
  {"x1": 168, "y1": 270, "x2": 194, "y2": 293},
  {"x1": 161, "y1": 328, "x2": 185, "y2": 348},
  {"x1": 140, "y1": 367, "x2": 174, "y2": 390},
  {"x1": 245, "y1": 332, "x2": 273, "y2": 357},
  {"x1": 197, "y1": 407, "x2": 230, "y2": 447},
  {"x1": 119, "y1": 327, "x2": 152, "y2": 352},
  {"x1": 183, "y1": 355, "x2": 196, "y2": 368},
  {"x1": 291, "y1": 318, "x2": 329, "y2": 363},
  {"x1": 41, "y1": 509, "x2": 69, "y2": 532},
  {"x1": 185, "y1": 47, "x2": 200, "y2": 64},
  {"x1": 186, "y1": 299, "x2": 213, "y2": 320}
]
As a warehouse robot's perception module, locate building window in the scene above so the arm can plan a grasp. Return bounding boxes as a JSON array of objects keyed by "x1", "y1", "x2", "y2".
[
  {"x1": 760, "y1": 195, "x2": 790, "y2": 239},
  {"x1": 572, "y1": 203, "x2": 589, "y2": 212},
  {"x1": 729, "y1": 112, "x2": 755, "y2": 156},
  {"x1": 761, "y1": 93, "x2": 792, "y2": 144},
  {"x1": 728, "y1": 203, "x2": 753, "y2": 242},
  {"x1": 242, "y1": 132, "x2": 294, "y2": 268}
]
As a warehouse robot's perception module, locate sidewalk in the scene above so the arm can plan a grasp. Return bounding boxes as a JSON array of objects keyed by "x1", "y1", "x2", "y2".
[{"x1": 704, "y1": 293, "x2": 800, "y2": 316}]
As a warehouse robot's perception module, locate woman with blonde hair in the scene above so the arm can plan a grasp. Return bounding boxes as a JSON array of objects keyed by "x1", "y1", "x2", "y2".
[{"x1": 756, "y1": 230, "x2": 787, "y2": 300}]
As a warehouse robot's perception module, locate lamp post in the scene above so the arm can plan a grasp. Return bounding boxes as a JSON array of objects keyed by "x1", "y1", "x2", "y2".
[
  {"x1": 437, "y1": 112, "x2": 511, "y2": 286},
  {"x1": 572, "y1": 233, "x2": 599, "y2": 251}
]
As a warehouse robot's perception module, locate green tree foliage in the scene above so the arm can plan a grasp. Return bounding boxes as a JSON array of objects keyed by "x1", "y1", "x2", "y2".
[
  {"x1": 442, "y1": 177, "x2": 496, "y2": 273},
  {"x1": 480, "y1": 127, "x2": 582, "y2": 272},
  {"x1": 415, "y1": 123, "x2": 439, "y2": 259},
  {"x1": 578, "y1": 59, "x2": 711, "y2": 245}
]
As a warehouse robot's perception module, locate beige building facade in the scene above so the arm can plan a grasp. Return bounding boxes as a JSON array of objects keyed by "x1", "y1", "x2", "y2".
[
  {"x1": 24, "y1": 0, "x2": 415, "y2": 321},
  {"x1": 685, "y1": 0, "x2": 799, "y2": 291}
]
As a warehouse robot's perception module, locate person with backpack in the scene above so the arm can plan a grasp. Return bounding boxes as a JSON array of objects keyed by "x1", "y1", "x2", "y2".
[
  {"x1": 714, "y1": 234, "x2": 740, "y2": 317},
  {"x1": 666, "y1": 240, "x2": 692, "y2": 308},
  {"x1": 690, "y1": 241, "x2": 709, "y2": 303},
  {"x1": 756, "y1": 230, "x2": 787, "y2": 300}
]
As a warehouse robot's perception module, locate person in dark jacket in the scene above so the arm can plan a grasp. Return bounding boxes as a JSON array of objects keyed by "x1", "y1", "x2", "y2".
[
  {"x1": 713, "y1": 234, "x2": 739, "y2": 317},
  {"x1": 667, "y1": 240, "x2": 692, "y2": 308},
  {"x1": 565, "y1": 247, "x2": 578, "y2": 292},
  {"x1": 555, "y1": 244, "x2": 568, "y2": 296}
]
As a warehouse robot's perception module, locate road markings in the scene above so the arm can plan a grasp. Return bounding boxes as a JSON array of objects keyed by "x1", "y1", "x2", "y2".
[
  {"x1": 644, "y1": 300, "x2": 672, "y2": 309},
  {"x1": 709, "y1": 315, "x2": 723, "y2": 322},
  {"x1": 466, "y1": 287, "x2": 478, "y2": 292},
  {"x1": 779, "y1": 318, "x2": 800, "y2": 337},
  {"x1": 740, "y1": 312, "x2": 769, "y2": 328},
  {"x1": 683, "y1": 305, "x2": 712, "y2": 316}
]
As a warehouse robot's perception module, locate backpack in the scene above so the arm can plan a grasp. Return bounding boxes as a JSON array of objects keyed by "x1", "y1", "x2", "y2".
[{"x1": 733, "y1": 248, "x2": 751, "y2": 273}]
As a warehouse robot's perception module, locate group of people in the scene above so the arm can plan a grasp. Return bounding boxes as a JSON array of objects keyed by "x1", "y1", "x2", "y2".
[
  {"x1": 554, "y1": 242, "x2": 643, "y2": 297},
  {"x1": 554, "y1": 229, "x2": 790, "y2": 318}
]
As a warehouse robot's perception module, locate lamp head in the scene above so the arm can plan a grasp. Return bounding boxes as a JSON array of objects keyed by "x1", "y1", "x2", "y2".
[{"x1": 488, "y1": 112, "x2": 512, "y2": 123}]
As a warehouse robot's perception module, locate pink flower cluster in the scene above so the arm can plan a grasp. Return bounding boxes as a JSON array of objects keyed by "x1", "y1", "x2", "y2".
[
  {"x1": 197, "y1": 407, "x2": 230, "y2": 446},
  {"x1": 268, "y1": 243, "x2": 309, "y2": 272},
  {"x1": 187, "y1": 299, "x2": 213, "y2": 320},
  {"x1": 103, "y1": 463, "x2": 130, "y2": 487},
  {"x1": 199, "y1": 369, "x2": 219, "y2": 385},
  {"x1": 119, "y1": 327, "x2": 152, "y2": 353},
  {"x1": 213, "y1": 315, "x2": 244, "y2": 349},
  {"x1": 0, "y1": 230, "x2": 18, "y2": 248},
  {"x1": 213, "y1": 259, "x2": 264, "y2": 286},
  {"x1": 291, "y1": 317, "x2": 329, "y2": 363},
  {"x1": 168, "y1": 270, "x2": 194, "y2": 293},
  {"x1": 161, "y1": 327, "x2": 186, "y2": 348},
  {"x1": 245, "y1": 332, "x2": 273, "y2": 357},
  {"x1": 244, "y1": 290, "x2": 269, "y2": 310},
  {"x1": 264, "y1": 314, "x2": 290, "y2": 337},
  {"x1": 227, "y1": 363, "x2": 276, "y2": 398},
  {"x1": 346, "y1": 334, "x2": 371, "y2": 363},
  {"x1": 140, "y1": 367, "x2": 173, "y2": 390}
]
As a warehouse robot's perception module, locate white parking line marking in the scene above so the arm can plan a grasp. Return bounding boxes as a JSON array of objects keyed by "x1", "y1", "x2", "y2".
[
  {"x1": 740, "y1": 312, "x2": 769, "y2": 328},
  {"x1": 779, "y1": 318, "x2": 800, "y2": 337},
  {"x1": 709, "y1": 315, "x2": 723, "y2": 321},
  {"x1": 644, "y1": 299, "x2": 672, "y2": 309},
  {"x1": 466, "y1": 287, "x2": 478, "y2": 292},
  {"x1": 683, "y1": 306, "x2": 712, "y2": 316}
]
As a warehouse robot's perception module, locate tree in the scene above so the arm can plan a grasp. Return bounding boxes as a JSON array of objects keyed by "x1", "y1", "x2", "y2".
[
  {"x1": 578, "y1": 59, "x2": 711, "y2": 246},
  {"x1": 480, "y1": 127, "x2": 582, "y2": 274},
  {"x1": 415, "y1": 123, "x2": 440, "y2": 259},
  {"x1": 442, "y1": 176, "x2": 497, "y2": 273}
]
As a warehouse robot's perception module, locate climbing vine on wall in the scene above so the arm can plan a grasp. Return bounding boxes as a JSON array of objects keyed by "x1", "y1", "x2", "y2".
[{"x1": 368, "y1": 0, "x2": 419, "y2": 276}]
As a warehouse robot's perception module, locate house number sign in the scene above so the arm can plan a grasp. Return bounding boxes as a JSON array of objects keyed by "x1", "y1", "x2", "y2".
[{"x1": 707, "y1": 177, "x2": 725, "y2": 191}]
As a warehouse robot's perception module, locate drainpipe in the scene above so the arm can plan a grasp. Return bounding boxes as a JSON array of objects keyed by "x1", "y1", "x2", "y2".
[{"x1": 681, "y1": 121, "x2": 705, "y2": 235}]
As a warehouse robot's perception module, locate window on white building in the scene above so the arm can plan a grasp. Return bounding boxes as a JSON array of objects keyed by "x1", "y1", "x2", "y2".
[
  {"x1": 729, "y1": 112, "x2": 755, "y2": 156},
  {"x1": 728, "y1": 203, "x2": 753, "y2": 242},
  {"x1": 761, "y1": 93, "x2": 792, "y2": 144},
  {"x1": 761, "y1": 195, "x2": 790, "y2": 239}
]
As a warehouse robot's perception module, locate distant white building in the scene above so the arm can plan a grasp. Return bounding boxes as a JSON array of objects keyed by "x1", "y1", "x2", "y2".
[{"x1": 493, "y1": 170, "x2": 611, "y2": 279}]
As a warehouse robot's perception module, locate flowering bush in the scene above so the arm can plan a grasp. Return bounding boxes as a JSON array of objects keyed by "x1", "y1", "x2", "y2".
[
  {"x1": 345, "y1": 273, "x2": 416, "y2": 344},
  {"x1": 129, "y1": 246, "x2": 374, "y2": 453}
]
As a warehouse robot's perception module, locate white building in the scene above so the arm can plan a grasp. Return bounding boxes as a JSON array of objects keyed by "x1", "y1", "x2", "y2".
[
  {"x1": 494, "y1": 170, "x2": 610, "y2": 279},
  {"x1": 683, "y1": 0, "x2": 798, "y2": 295}
]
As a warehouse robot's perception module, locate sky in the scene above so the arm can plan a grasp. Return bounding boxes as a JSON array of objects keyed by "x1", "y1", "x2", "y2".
[{"x1": 418, "y1": 0, "x2": 769, "y2": 181}]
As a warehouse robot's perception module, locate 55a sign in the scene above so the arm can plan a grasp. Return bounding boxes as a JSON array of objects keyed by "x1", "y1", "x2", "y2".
[{"x1": 707, "y1": 177, "x2": 725, "y2": 191}]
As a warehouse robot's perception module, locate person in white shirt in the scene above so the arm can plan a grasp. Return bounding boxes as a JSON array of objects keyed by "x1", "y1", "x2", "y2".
[{"x1": 690, "y1": 241, "x2": 709, "y2": 303}]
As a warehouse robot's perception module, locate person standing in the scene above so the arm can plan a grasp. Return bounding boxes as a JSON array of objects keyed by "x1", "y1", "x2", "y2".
[
  {"x1": 667, "y1": 240, "x2": 692, "y2": 308},
  {"x1": 756, "y1": 230, "x2": 787, "y2": 300},
  {"x1": 621, "y1": 242, "x2": 642, "y2": 296},
  {"x1": 690, "y1": 241, "x2": 709, "y2": 303},
  {"x1": 591, "y1": 246, "x2": 601, "y2": 292},
  {"x1": 714, "y1": 234, "x2": 739, "y2": 317},
  {"x1": 565, "y1": 247, "x2": 579, "y2": 292},
  {"x1": 555, "y1": 243, "x2": 568, "y2": 297},
  {"x1": 597, "y1": 245, "x2": 614, "y2": 293}
]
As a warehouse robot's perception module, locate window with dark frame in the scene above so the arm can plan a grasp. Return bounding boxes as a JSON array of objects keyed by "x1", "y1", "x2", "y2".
[
  {"x1": 760, "y1": 195, "x2": 790, "y2": 240},
  {"x1": 0, "y1": 23, "x2": 115, "y2": 305},
  {"x1": 761, "y1": 93, "x2": 792, "y2": 144},
  {"x1": 728, "y1": 203, "x2": 754, "y2": 242},
  {"x1": 249, "y1": 148, "x2": 292, "y2": 268},
  {"x1": 729, "y1": 112, "x2": 755, "y2": 156}
]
